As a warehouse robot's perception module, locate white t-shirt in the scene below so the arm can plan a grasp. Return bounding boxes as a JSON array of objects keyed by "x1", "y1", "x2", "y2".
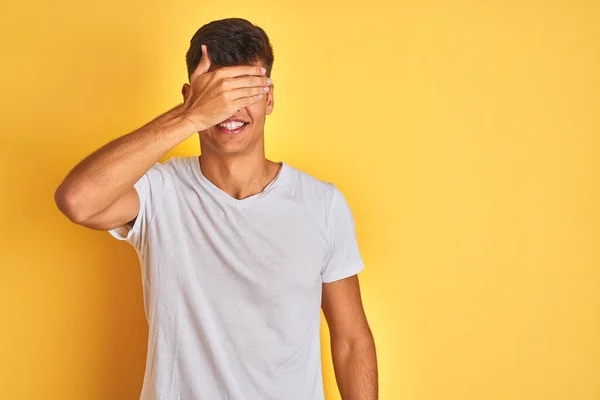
[{"x1": 109, "y1": 155, "x2": 365, "y2": 400}]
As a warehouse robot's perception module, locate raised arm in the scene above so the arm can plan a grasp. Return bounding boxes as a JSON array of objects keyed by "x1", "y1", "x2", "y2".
[
  {"x1": 55, "y1": 106, "x2": 194, "y2": 228},
  {"x1": 54, "y1": 104, "x2": 194, "y2": 228},
  {"x1": 54, "y1": 44, "x2": 269, "y2": 230}
]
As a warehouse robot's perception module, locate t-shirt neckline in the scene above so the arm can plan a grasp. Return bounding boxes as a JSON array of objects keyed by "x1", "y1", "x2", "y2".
[{"x1": 189, "y1": 155, "x2": 287, "y2": 208}]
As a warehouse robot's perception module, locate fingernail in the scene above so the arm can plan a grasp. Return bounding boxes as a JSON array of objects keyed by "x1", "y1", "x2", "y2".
[
  {"x1": 266, "y1": 78, "x2": 272, "y2": 85},
  {"x1": 261, "y1": 67, "x2": 266, "y2": 74},
  {"x1": 258, "y1": 94, "x2": 263, "y2": 99},
  {"x1": 263, "y1": 87, "x2": 269, "y2": 92}
]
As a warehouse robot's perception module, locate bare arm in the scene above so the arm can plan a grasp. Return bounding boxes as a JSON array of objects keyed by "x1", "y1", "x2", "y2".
[
  {"x1": 322, "y1": 275, "x2": 378, "y2": 400},
  {"x1": 54, "y1": 104, "x2": 194, "y2": 226},
  {"x1": 55, "y1": 44, "x2": 269, "y2": 229}
]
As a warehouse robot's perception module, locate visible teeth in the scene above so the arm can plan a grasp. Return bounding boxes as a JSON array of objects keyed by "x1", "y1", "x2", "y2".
[{"x1": 219, "y1": 121, "x2": 245, "y2": 130}]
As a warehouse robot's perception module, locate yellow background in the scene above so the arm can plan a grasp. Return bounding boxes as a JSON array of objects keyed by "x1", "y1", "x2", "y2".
[{"x1": 1, "y1": 0, "x2": 599, "y2": 399}]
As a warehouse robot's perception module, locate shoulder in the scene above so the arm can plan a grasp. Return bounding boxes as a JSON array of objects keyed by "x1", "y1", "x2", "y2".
[
  {"x1": 148, "y1": 155, "x2": 195, "y2": 181},
  {"x1": 284, "y1": 163, "x2": 357, "y2": 223},
  {"x1": 283, "y1": 162, "x2": 337, "y2": 203},
  {"x1": 280, "y1": 163, "x2": 343, "y2": 230},
  {"x1": 157, "y1": 155, "x2": 191, "y2": 171},
  {"x1": 132, "y1": 156, "x2": 197, "y2": 199}
]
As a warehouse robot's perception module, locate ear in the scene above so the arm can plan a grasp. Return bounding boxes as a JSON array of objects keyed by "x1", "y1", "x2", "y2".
[
  {"x1": 182, "y1": 83, "x2": 190, "y2": 101},
  {"x1": 265, "y1": 82, "x2": 274, "y2": 115}
]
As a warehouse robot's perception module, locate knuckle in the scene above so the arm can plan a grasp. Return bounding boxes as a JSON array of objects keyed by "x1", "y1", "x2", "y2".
[
  {"x1": 213, "y1": 69, "x2": 224, "y2": 80},
  {"x1": 220, "y1": 78, "x2": 230, "y2": 90}
]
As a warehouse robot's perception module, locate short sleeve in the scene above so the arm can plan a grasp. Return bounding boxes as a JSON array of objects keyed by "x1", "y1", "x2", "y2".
[
  {"x1": 321, "y1": 184, "x2": 365, "y2": 283},
  {"x1": 107, "y1": 160, "x2": 168, "y2": 251}
]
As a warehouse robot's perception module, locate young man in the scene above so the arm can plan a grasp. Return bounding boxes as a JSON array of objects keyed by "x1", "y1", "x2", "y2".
[{"x1": 55, "y1": 18, "x2": 377, "y2": 400}]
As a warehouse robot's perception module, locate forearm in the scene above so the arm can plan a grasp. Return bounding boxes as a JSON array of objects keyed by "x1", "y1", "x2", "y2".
[
  {"x1": 331, "y1": 335, "x2": 378, "y2": 400},
  {"x1": 55, "y1": 103, "x2": 197, "y2": 221}
]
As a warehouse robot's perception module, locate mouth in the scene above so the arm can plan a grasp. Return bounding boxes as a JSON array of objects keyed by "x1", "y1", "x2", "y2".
[{"x1": 215, "y1": 121, "x2": 249, "y2": 134}]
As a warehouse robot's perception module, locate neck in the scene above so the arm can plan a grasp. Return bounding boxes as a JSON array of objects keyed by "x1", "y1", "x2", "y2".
[{"x1": 197, "y1": 153, "x2": 282, "y2": 201}]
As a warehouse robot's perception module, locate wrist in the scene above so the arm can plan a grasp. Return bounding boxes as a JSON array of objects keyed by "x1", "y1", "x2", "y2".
[{"x1": 172, "y1": 103, "x2": 207, "y2": 132}]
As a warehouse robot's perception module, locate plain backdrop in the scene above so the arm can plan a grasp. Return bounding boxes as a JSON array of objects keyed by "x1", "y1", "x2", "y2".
[{"x1": 1, "y1": 0, "x2": 599, "y2": 399}]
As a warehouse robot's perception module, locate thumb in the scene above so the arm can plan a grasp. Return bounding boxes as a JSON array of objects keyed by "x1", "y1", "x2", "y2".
[{"x1": 191, "y1": 44, "x2": 211, "y2": 79}]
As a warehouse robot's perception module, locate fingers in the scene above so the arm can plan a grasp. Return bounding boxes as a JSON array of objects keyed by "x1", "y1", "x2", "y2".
[
  {"x1": 232, "y1": 93, "x2": 265, "y2": 109},
  {"x1": 229, "y1": 86, "x2": 269, "y2": 102},
  {"x1": 222, "y1": 75, "x2": 271, "y2": 91},
  {"x1": 217, "y1": 64, "x2": 266, "y2": 79},
  {"x1": 191, "y1": 44, "x2": 212, "y2": 79}
]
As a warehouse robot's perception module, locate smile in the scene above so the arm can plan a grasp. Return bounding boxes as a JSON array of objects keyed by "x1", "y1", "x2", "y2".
[{"x1": 216, "y1": 120, "x2": 249, "y2": 134}]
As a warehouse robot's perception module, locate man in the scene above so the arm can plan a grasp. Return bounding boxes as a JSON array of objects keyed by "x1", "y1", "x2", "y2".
[{"x1": 55, "y1": 18, "x2": 377, "y2": 400}]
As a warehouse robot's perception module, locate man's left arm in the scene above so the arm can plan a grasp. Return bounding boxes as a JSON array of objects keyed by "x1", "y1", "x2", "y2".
[{"x1": 322, "y1": 274, "x2": 378, "y2": 399}]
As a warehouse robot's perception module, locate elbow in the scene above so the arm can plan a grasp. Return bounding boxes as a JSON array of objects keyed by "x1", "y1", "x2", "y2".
[
  {"x1": 54, "y1": 184, "x2": 89, "y2": 224},
  {"x1": 335, "y1": 327, "x2": 376, "y2": 351},
  {"x1": 331, "y1": 330, "x2": 375, "y2": 350}
]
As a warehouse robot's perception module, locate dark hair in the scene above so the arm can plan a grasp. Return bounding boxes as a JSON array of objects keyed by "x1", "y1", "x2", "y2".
[{"x1": 185, "y1": 18, "x2": 274, "y2": 80}]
